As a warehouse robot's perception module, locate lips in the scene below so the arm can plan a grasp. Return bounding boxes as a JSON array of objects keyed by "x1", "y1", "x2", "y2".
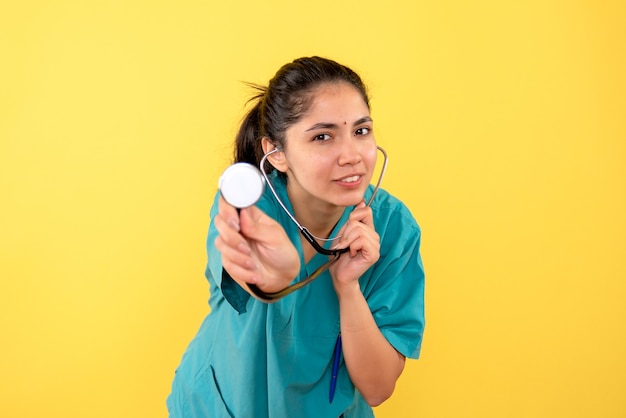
[
  {"x1": 339, "y1": 175, "x2": 360, "y2": 183},
  {"x1": 335, "y1": 174, "x2": 364, "y2": 188}
]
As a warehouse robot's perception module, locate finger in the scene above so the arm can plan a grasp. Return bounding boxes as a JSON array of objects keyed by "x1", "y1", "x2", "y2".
[
  {"x1": 214, "y1": 214, "x2": 250, "y2": 254},
  {"x1": 349, "y1": 201, "x2": 374, "y2": 228},
  {"x1": 239, "y1": 205, "x2": 285, "y2": 245},
  {"x1": 330, "y1": 222, "x2": 356, "y2": 253},
  {"x1": 341, "y1": 225, "x2": 366, "y2": 257},
  {"x1": 339, "y1": 231, "x2": 379, "y2": 260},
  {"x1": 215, "y1": 235, "x2": 256, "y2": 270},
  {"x1": 335, "y1": 222, "x2": 379, "y2": 257},
  {"x1": 330, "y1": 226, "x2": 347, "y2": 250},
  {"x1": 218, "y1": 196, "x2": 240, "y2": 232},
  {"x1": 221, "y1": 260, "x2": 260, "y2": 287}
]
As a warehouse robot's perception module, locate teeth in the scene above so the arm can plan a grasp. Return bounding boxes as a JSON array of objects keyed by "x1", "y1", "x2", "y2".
[{"x1": 340, "y1": 175, "x2": 359, "y2": 183}]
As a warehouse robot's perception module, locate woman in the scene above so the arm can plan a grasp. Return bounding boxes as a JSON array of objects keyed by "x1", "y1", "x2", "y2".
[{"x1": 167, "y1": 56, "x2": 425, "y2": 417}]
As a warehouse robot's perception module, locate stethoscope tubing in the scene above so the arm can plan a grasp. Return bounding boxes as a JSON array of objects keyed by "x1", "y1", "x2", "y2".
[
  {"x1": 247, "y1": 145, "x2": 388, "y2": 302},
  {"x1": 259, "y1": 146, "x2": 387, "y2": 247}
]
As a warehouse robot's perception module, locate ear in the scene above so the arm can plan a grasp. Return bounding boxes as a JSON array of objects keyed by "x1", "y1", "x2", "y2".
[{"x1": 261, "y1": 137, "x2": 288, "y2": 173}]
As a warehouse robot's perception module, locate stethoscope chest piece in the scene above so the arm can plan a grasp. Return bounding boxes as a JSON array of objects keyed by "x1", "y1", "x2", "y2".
[{"x1": 218, "y1": 163, "x2": 265, "y2": 208}]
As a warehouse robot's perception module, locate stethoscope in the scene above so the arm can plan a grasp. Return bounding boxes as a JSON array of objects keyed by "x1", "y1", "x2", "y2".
[{"x1": 218, "y1": 146, "x2": 388, "y2": 302}]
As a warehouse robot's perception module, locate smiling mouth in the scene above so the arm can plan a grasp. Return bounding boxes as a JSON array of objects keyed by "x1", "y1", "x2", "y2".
[{"x1": 338, "y1": 175, "x2": 360, "y2": 183}]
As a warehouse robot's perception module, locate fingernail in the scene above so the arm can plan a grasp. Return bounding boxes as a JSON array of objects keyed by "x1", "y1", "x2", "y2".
[
  {"x1": 228, "y1": 218, "x2": 240, "y2": 232},
  {"x1": 238, "y1": 242, "x2": 251, "y2": 254}
]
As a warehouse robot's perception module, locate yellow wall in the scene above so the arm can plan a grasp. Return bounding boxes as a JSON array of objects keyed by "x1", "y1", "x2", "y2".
[{"x1": 1, "y1": 1, "x2": 624, "y2": 417}]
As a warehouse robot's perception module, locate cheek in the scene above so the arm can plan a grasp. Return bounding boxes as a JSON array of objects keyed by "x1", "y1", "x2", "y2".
[
  {"x1": 286, "y1": 153, "x2": 328, "y2": 181},
  {"x1": 299, "y1": 153, "x2": 331, "y2": 171},
  {"x1": 363, "y1": 144, "x2": 379, "y2": 167}
]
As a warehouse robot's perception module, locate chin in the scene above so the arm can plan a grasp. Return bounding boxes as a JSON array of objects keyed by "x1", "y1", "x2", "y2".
[{"x1": 337, "y1": 195, "x2": 366, "y2": 208}]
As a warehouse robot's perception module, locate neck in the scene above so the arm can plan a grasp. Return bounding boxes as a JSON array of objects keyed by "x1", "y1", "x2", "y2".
[{"x1": 287, "y1": 193, "x2": 343, "y2": 241}]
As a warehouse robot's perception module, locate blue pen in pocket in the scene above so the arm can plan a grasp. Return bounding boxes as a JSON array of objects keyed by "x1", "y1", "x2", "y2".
[{"x1": 329, "y1": 334, "x2": 342, "y2": 403}]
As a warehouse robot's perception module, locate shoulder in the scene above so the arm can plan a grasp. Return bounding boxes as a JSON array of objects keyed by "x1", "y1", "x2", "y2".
[{"x1": 368, "y1": 187, "x2": 421, "y2": 236}]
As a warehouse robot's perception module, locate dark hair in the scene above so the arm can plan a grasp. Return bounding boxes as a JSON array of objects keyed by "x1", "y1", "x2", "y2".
[{"x1": 234, "y1": 56, "x2": 370, "y2": 170}]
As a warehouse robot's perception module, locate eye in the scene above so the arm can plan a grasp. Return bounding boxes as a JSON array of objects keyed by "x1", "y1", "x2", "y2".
[
  {"x1": 355, "y1": 127, "x2": 371, "y2": 136},
  {"x1": 313, "y1": 133, "x2": 332, "y2": 141}
]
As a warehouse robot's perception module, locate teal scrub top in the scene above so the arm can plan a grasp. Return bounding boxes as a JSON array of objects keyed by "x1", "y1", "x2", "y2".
[{"x1": 167, "y1": 172, "x2": 425, "y2": 418}]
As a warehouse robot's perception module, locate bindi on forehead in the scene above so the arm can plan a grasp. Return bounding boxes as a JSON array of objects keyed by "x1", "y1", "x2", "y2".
[{"x1": 343, "y1": 121, "x2": 347, "y2": 125}]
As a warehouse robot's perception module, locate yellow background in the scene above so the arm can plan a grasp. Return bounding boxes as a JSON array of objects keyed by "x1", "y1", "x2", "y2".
[{"x1": 1, "y1": 1, "x2": 624, "y2": 417}]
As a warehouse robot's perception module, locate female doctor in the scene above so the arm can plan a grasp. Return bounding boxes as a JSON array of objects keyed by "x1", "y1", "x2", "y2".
[{"x1": 167, "y1": 56, "x2": 425, "y2": 418}]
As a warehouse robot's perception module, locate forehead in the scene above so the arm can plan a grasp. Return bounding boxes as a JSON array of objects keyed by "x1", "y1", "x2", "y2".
[{"x1": 302, "y1": 82, "x2": 370, "y2": 119}]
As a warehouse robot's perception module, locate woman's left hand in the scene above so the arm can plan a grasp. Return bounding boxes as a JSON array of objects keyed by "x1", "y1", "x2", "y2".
[{"x1": 329, "y1": 200, "x2": 380, "y2": 292}]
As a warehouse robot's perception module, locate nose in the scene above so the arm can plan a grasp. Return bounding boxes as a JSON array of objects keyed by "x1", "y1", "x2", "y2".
[{"x1": 337, "y1": 137, "x2": 362, "y2": 166}]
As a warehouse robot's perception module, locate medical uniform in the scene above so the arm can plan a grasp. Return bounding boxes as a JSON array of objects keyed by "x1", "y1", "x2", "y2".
[{"x1": 167, "y1": 172, "x2": 425, "y2": 418}]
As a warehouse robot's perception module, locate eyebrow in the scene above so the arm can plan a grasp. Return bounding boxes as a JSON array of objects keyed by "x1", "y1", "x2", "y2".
[{"x1": 305, "y1": 116, "x2": 373, "y2": 132}]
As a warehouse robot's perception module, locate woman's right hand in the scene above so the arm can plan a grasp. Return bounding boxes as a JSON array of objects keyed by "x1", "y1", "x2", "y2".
[{"x1": 214, "y1": 196, "x2": 301, "y2": 293}]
